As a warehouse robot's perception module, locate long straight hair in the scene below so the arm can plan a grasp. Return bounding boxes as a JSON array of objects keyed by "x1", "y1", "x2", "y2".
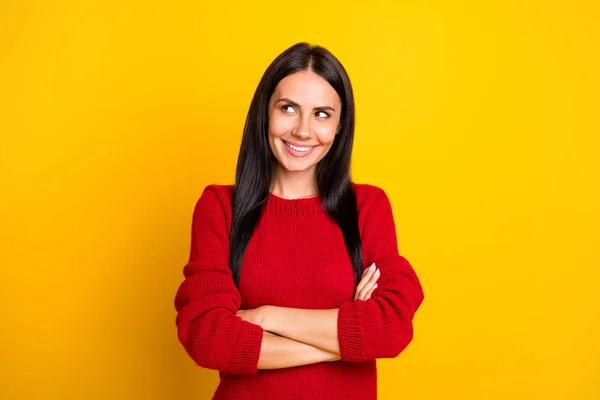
[{"x1": 230, "y1": 42, "x2": 363, "y2": 288}]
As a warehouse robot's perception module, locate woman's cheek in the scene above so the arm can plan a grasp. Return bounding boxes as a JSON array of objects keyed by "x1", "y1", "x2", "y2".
[
  {"x1": 315, "y1": 125, "x2": 337, "y2": 144},
  {"x1": 269, "y1": 116, "x2": 294, "y2": 136}
]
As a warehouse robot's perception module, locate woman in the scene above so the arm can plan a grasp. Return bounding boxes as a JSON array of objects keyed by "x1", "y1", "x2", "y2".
[{"x1": 174, "y1": 42, "x2": 424, "y2": 400}]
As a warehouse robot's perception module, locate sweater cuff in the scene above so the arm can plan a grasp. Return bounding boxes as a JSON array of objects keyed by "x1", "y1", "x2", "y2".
[
  {"x1": 227, "y1": 321, "x2": 264, "y2": 375},
  {"x1": 337, "y1": 300, "x2": 367, "y2": 362}
]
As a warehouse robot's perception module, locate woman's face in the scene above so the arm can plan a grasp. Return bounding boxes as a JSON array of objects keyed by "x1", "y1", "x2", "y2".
[{"x1": 267, "y1": 70, "x2": 342, "y2": 174}]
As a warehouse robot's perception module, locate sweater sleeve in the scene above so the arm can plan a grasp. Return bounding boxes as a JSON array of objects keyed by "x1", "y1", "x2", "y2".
[
  {"x1": 337, "y1": 187, "x2": 424, "y2": 362},
  {"x1": 173, "y1": 186, "x2": 264, "y2": 375}
]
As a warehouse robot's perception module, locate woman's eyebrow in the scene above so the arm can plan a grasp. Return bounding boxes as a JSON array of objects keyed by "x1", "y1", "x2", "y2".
[{"x1": 276, "y1": 97, "x2": 336, "y2": 112}]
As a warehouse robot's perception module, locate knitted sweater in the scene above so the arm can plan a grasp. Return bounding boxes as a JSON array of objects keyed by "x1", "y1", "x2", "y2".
[{"x1": 174, "y1": 183, "x2": 424, "y2": 400}]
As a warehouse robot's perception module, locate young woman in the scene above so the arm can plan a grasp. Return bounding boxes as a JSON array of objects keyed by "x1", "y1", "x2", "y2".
[{"x1": 174, "y1": 42, "x2": 424, "y2": 400}]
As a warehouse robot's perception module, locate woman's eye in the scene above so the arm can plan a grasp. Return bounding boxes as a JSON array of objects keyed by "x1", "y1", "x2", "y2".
[
  {"x1": 281, "y1": 105, "x2": 295, "y2": 113},
  {"x1": 316, "y1": 111, "x2": 330, "y2": 118}
]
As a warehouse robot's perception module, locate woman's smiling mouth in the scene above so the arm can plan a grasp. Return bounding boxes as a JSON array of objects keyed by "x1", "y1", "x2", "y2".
[{"x1": 282, "y1": 140, "x2": 318, "y2": 158}]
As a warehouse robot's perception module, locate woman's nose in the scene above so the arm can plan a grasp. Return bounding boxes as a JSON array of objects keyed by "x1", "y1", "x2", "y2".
[
  {"x1": 292, "y1": 116, "x2": 311, "y2": 139},
  {"x1": 294, "y1": 130, "x2": 309, "y2": 139}
]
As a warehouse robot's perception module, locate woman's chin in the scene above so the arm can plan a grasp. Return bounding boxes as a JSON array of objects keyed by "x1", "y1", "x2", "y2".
[{"x1": 278, "y1": 160, "x2": 316, "y2": 174}]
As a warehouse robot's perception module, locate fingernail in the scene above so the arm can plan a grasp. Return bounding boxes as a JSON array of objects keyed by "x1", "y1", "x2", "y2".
[{"x1": 375, "y1": 269, "x2": 380, "y2": 276}]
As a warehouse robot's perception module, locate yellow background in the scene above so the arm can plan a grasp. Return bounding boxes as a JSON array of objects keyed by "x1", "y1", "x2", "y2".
[{"x1": 1, "y1": 0, "x2": 598, "y2": 399}]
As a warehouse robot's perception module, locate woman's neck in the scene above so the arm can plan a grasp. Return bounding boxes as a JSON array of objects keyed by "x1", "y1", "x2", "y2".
[{"x1": 270, "y1": 166, "x2": 318, "y2": 200}]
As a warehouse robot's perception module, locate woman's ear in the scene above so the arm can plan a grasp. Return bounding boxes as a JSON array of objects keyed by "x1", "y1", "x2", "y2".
[{"x1": 336, "y1": 123, "x2": 343, "y2": 135}]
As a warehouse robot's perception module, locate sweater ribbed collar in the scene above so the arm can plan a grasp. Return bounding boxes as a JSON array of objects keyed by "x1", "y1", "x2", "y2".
[{"x1": 263, "y1": 192, "x2": 325, "y2": 217}]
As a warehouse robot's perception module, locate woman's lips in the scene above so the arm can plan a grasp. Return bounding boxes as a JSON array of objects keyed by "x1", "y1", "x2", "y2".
[{"x1": 282, "y1": 140, "x2": 318, "y2": 158}]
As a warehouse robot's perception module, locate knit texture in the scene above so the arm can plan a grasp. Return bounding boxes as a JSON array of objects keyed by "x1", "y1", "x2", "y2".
[{"x1": 174, "y1": 183, "x2": 424, "y2": 400}]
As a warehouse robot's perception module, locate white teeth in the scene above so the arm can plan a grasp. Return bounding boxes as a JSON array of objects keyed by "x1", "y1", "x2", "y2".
[{"x1": 285, "y1": 141, "x2": 314, "y2": 152}]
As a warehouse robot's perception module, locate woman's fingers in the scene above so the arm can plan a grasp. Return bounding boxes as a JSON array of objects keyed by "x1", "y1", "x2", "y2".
[
  {"x1": 364, "y1": 283, "x2": 378, "y2": 300},
  {"x1": 354, "y1": 263, "x2": 375, "y2": 300},
  {"x1": 354, "y1": 263, "x2": 380, "y2": 301},
  {"x1": 358, "y1": 281, "x2": 379, "y2": 301},
  {"x1": 354, "y1": 264, "x2": 374, "y2": 299},
  {"x1": 365, "y1": 267, "x2": 380, "y2": 290}
]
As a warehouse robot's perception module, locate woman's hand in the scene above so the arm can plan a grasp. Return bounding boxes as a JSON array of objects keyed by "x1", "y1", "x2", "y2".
[
  {"x1": 237, "y1": 305, "x2": 269, "y2": 328},
  {"x1": 354, "y1": 263, "x2": 380, "y2": 301}
]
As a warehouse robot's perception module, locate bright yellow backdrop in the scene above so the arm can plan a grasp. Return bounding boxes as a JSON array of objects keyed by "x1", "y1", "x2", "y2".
[{"x1": 1, "y1": 0, "x2": 598, "y2": 399}]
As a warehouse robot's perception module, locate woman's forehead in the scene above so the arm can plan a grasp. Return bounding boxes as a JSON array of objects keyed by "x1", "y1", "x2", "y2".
[{"x1": 272, "y1": 71, "x2": 341, "y2": 107}]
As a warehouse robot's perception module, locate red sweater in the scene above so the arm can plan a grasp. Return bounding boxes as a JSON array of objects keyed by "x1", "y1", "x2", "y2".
[{"x1": 174, "y1": 183, "x2": 424, "y2": 399}]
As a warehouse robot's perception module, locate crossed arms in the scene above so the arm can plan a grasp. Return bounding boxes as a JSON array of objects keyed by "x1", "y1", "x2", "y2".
[{"x1": 174, "y1": 186, "x2": 424, "y2": 375}]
